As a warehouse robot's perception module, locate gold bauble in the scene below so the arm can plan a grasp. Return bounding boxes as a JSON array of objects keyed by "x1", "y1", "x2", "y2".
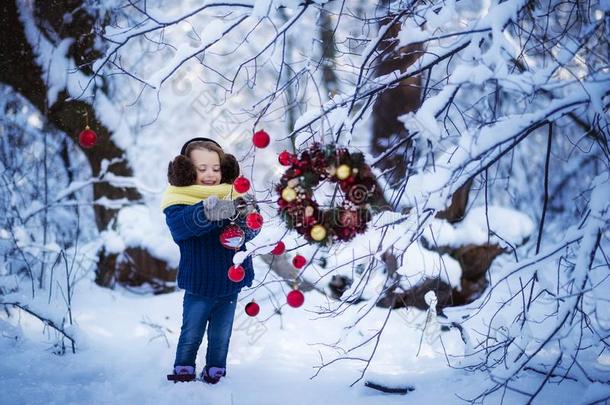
[
  {"x1": 282, "y1": 187, "x2": 297, "y2": 202},
  {"x1": 310, "y1": 224, "x2": 327, "y2": 241},
  {"x1": 336, "y1": 164, "x2": 351, "y2": 180}
]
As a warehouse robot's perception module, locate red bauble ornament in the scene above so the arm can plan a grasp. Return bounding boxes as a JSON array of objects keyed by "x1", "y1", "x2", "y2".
[
  {"x1": 339, "y1": 177, "x2": 356, "y2": 192},
  {"x1": 245, "y1": 212, "x2": 263, "y2": 230},
  {"x1": 287, "y1": 289, "x2": 304, "y2": 308},
  {"x1": 233, "y1": 176, "x2": 250, "y2": 193},
  {"x1": 252, "y1": 130, "x2": 270, "y2": 148},
  {"x1": 278, "y1": 151, "x2": 293, "y2": 166},
  {"x1": 245, "y1": 301, "x2": 260, "y2": 317},
  {"x1": 271, "y1": 241, "x2": 285, "y2": 255},
  {"x1": 227, "y1": 265, "x2": 245, "y2": 282},
  {"x1": 219, "y1": 224, "x2": 245, "y2": 250},
  {"x1": 292, "y1": 255, "x2": 306, "y2": 269},
  {"x1": 79, "y1": 126, "x2": 97, "y2": 149}
]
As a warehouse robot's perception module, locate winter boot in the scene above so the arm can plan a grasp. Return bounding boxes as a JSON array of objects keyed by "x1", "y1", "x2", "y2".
[
  {"x1": 201, "y1": 365, "x2": 226, "y2": 384},
  {"x1": 167, "y1": 365, "x2": 196, "y2": 382}
]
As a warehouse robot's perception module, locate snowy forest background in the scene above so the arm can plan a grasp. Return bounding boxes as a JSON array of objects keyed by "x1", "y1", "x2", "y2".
[{"x1": 0, "y1": 0, "x2": 609, "y2": 404}]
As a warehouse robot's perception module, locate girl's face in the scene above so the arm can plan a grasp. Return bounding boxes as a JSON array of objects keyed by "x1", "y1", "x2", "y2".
[{"x1": 189, "y1": 148, "x2": 222, "y2": 186}]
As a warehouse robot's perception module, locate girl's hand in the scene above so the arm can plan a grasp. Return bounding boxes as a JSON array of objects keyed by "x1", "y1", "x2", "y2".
[{"x1": 203, "y1": 197, "x2": 236, "y2": 221}]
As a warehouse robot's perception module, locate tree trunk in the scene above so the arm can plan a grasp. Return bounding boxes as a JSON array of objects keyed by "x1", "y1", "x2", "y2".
[
  {"x1": 319, "y1": 8, "x2": 339, "y2": 97},
  {"x1": 0, "y1": 0, "x2": 173, "y2": 292},
  {"x1": 366, "y1": 14, "x2": 504, "y2": 311},
  {"x1": 370, "y1": 18, "x2": 423, "y2": 186}
]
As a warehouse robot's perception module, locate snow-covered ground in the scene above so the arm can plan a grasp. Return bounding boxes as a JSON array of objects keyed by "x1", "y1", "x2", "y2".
[{"x1": 0, "y1": 267, "x2": 592, "y2": 405}]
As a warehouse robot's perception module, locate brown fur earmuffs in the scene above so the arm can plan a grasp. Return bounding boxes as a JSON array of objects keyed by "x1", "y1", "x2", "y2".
[
  {"x1": 221, "y1": 154, "x2": 240, "y2": 184},
  {"x1": 167, "y1": 154, "x2": 240, "y2": 186},
  {"x1": 167, "y1": 155, "x2": 196, "y2": 187}
]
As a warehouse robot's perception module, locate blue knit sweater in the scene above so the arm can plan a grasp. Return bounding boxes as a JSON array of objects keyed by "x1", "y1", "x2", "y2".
[{"x1": 164, "y1": 201, "x2": 259, "y2": 298}]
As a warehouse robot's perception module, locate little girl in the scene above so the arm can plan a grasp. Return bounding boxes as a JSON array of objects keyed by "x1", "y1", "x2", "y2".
[{"x1": 160, "y1": 137, "x2": 259, "y2": 384}]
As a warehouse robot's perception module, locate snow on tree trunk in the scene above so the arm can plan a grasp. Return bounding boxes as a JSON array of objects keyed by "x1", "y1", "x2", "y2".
[{"x1": 0, "y1": 0, "x2": 175, "y2": 293}]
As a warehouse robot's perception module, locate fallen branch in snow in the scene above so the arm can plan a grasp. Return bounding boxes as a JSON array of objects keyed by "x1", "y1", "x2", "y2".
[
  {"x1": 0, "y1": 301, "x2": 76, "y2": 354},
  {"x1": 364, "y1": 381, "x2": 415, "y2": 395},
  {"x1": 141, "y1": 316, "x2": 173, "y2": 348}
]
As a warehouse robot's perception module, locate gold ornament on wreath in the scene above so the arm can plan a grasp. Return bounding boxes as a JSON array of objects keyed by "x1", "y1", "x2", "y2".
[{"x1": 275, "y1": 143, "x2": 376, "y2": 245}]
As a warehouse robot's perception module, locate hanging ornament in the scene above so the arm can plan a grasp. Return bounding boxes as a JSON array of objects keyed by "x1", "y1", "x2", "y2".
[
  {"x1": 219, "y1": 224, "x2": 245, "y2": 250},
  {"x1": 292, "y1": 255, "x2": 306, "y2": 269},
  {"x1": 79, "y1": 126, "x2": 97, "y2": 149},
  {"x1": 79, "y1": 109, "x2": 97, "y2": 149},
  {"x1": 252, "y1": 130, "x2": 270, "y2": 148},
  {"x1": 310, "y1": 225, "x2": 327, "y2": 241},
  {"x1": 281, "y1": 187, "x2": 297, "y2": 202},
  {"x1": 278, "y1": 151, "x2": 293, "y2": 166},
  {"x1": 271, "y1": 241, "x2": 285, "y2": 255},
  {"x1": 233, "y1": 176, "x2": 250, "y2": 193},
  {"x1": 227, "y1": 265, "x2": 245, "y2": 282},
  {"x1": 336, "y1": 164, "x2": 351, "y2": 180},
  {"x1": 245, "y1": 212, "x2": 263, "y2": 230},
  {"x1": 287, "y1": 288, "x2": 305, "y2": 308},
  {"x1": 245, "y1": 300, "x2": 260, "y2": 317}
]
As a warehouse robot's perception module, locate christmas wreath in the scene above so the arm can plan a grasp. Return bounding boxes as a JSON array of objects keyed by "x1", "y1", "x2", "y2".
[{"x1": 276, "y1": 143, "x2": 376, "y2": 245}]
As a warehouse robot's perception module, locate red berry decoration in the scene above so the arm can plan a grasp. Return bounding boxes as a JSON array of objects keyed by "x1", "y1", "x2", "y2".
[
  {"x1": 245, "y1": 300, "x2": 260, "y2": 317},
  {"x1": 245, "y1": 212, "x2": 263, "y2": 230},
  {"x1": 78, "y1": 126, "x2": 97, "y2": 149},
  {"x1": 252, "y1": 130, "x2": 270, "y2": 148},
  {"x1": 292, "y1": 255, "x2": 306, "y2": 269},
  {"x1": 233, "y1": 176, "x2": 250, "y2": 193},
  {"x1": 219, "y1": 224, "x2": 245, "y2": 250},
  {"x1": 270, "y1": 241, "x2": 285, "y2": 255},
  {"x1": 278, "y1": 151, "x2": 293, "y2": 166},
  {"x1": 227, "y1": 265, "x2": 245, "y2": 282},
  {"x1": 287, "y1": 289, "x2": 304, "y2": 308}
]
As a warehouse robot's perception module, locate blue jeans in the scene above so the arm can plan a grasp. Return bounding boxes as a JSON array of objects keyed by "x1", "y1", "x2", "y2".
[{"x1": 174, "y1": 291, "x2": 238, "y2": 369}]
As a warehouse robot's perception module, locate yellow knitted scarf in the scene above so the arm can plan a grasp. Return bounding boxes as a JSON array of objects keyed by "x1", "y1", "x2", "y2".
[{"x1": 160, "y1": 184, "x2": 243, "y2": 210}]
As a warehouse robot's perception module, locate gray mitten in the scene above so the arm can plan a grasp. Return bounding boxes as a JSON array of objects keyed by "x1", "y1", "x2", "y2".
[{"x1": 203, "y1": 196, "x2": 236, "y2": 221}]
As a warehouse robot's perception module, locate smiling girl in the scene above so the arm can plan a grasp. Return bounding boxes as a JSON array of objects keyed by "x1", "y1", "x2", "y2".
[{"x1": 161, "y1": 138, "x2": 259, "y2": 384}]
